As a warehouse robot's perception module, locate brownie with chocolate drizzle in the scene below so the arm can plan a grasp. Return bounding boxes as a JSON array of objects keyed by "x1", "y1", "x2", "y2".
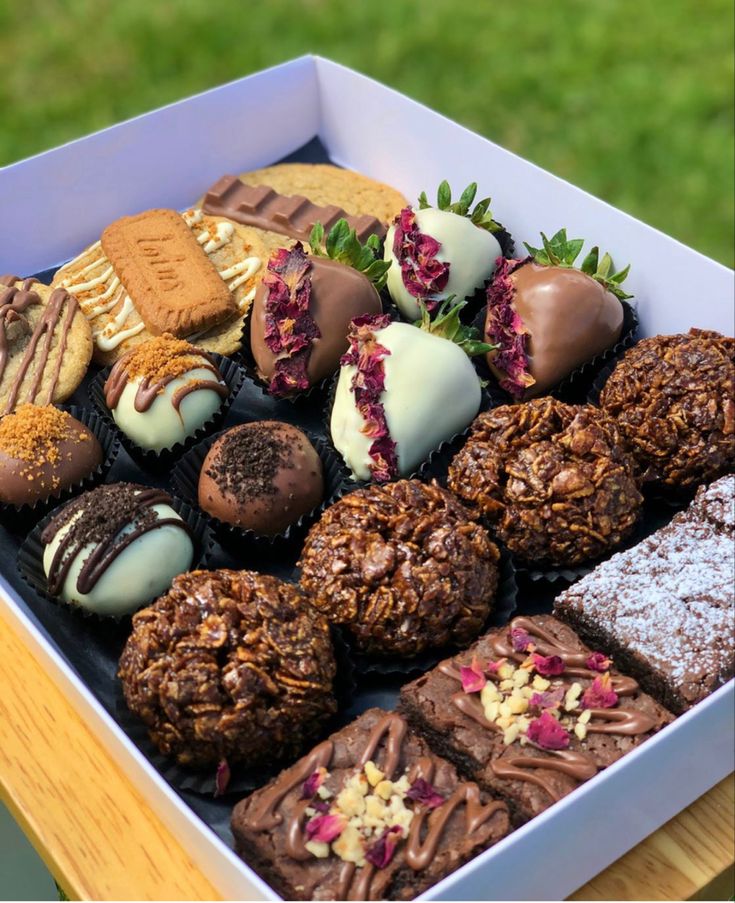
[
  {"x1": 399, "y1": 615, "x2": 673, "y2": 824},
  {"x1": 230, "y1": 708, "x2": 509, "y2": 901}
]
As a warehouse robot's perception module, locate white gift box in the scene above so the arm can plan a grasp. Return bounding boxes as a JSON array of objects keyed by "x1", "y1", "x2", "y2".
[{"x1": 0, "y1": 54, "x2": 732, "y2": 901}]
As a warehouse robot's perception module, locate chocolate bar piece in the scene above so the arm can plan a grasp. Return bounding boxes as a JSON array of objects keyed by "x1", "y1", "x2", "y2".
[{"x1": 203, "y1": 175, "x2": 386, "y2": 244}]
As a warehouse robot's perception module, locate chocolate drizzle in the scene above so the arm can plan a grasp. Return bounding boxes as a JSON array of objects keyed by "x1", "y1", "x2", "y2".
[
  {"x1": 244, "y1": 712, "x2": 503, "y2": 900},
  {"x1": 202, "y1": 175, "x2": 386, "y2": 243},
  {"x1": 41, "y1": 483, "x2": 189, "y2": 595},
  {"x1": 440, "y1": 616, "x2": 658, "y2": 801},
  {"x1": 0, "y1": 276, "x2": 80, "y2": 414}
]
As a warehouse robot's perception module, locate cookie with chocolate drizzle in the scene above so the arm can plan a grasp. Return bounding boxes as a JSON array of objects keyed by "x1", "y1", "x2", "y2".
[
  {"x1": 231, "y1": 708, "x2": 509, "y2": 901},
  {"x1": 0, "y1": 276, "x2": 92, "y2": 415},
  {"x1": 399, "y1": 615, "x2": 673, "y2": 824}
]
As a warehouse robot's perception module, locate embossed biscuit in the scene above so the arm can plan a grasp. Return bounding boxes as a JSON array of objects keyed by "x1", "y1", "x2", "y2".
[
  {"x1": 100, "y1": 208, "x2": 236, "y2": 337},
  {"x1": 0, "y1": 277, "x2": 92, "y2": 415}
]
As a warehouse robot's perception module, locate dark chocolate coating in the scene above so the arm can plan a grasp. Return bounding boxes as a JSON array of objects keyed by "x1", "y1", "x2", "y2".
[
  {"x1": 251, "y1": 256, "x2": 382, "y2": 387},
  {"x1": 198, "y1": 421, "x2": 324, "y2": 535},
  {"x1": 0, "y1": 419, "x2": 102, "y2": 506}
]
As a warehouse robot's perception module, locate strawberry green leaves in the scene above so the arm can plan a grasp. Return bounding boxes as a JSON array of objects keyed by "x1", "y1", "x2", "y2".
[
  {"x1": 309, "y1": 219, "x2": 391, "y2": 291},
  {"x1": 418, "y1": 180, "x2": 502, "y2": 233},
  {"x1": 524, "y1": 229, "x2": 633, "y2": 301},
  {"x1": 415, "y1": 297, "x2": 497, "y2": 358}
]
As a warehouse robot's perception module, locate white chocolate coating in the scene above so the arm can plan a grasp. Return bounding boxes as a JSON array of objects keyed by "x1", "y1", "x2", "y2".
[
  {"x1": 42, "y1": 503, "x2": 194, "y2": 617},
  {"x1": 331, "y1": 322, "x2": 482, "y2": 480},
  {"x1": 385, "y1": 207, "x2": 502, "y2": 320},
  {"x1": 112, "y1": 367, "x2": 225, "y2": 452}
]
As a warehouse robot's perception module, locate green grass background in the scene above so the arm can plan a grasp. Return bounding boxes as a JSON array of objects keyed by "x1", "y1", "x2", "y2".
[{"x1": 1, "y1": 0, "x2": 733, "y2": 266}]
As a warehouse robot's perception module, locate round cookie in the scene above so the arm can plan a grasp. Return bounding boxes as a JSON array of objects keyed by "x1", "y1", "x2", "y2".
[
  {"x1": 0, "y1": 404, "x2": 102, "y2": 507},
  {"x1": 229, "y1": 163, "x2": 408, "y2": 225},
  {"x1": 104, "y1": 334, "x2": 229, "y2": 452},
  {"x1": 598, "y1": 329, "x2": 735, "y2": 491},
  {"x1": 0, "y1": 276, "x2": 92, "y2": 415},
  {"x1": 41, "y1": 483, "x2": 194, "y2": 616},
  {"x1": 198, "y1": 421, "x2": 324, "y2": 535},
  {"x1": 118, "y1": 568, "x2": 337, "y2": 768},
  {"x1": 448, "y1": 398, "x2": 643, "y2": 567},
  {"x1": 298, "y1": 479, "x2": 499, "y2": 657}
]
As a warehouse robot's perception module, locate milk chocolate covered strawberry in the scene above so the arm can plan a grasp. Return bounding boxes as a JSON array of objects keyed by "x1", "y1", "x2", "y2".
[
  {"x1": 249, "y1": 221, "x2": 389, "y2": 397},
  {"x1": 384, "y1": 181, "x2": 507, "y2": 320},
  {"x1": 484, "y1": 230, "x2": 631, "y2": 399},
  {"x1": 331, "y1": 300, "x2": 491, "y2": 481}
]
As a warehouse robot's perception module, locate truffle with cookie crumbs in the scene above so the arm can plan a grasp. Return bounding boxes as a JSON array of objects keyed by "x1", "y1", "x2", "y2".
[{"x1": 0, "y1": 405, "x2": 102, "y2": 507}]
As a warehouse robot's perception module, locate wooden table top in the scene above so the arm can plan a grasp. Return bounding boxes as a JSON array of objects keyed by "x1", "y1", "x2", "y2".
[{"x1": 1, "y1": 605, "x2": 733, "y2": 901}]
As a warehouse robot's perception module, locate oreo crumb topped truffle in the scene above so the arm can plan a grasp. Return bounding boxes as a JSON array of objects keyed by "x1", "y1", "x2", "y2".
[
  {"x1": 448, "y1": 398, "x2": 642, "y2": 567},
  {"x1": 598, "y1": 329, "x2": 735, "y2": 491},
  {"x1": 298, "y1": 480, "x2": 499, "y2": 657},
  {"x1": 0, "y1": 404, "x2": 102, "y2": 507},
  {"x1": 42, "y1": 482, "x2": 193, "y2": 616},
  {"x1": 118, "y1": 569, "x2": 337, "y2": 769},
  {"x1": 104, "y1": 334, "x2": 229, "y2": 452},
  {"x1": 198, "y1": 421, "x2": 324, "y2": 535}
]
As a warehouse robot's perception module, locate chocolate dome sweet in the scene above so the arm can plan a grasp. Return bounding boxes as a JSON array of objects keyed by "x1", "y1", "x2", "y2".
[
  {"x1": 198, "y1": 421, "x2": 324, "y2": 535},
  {"x1": 0, "y1": 404, "x2": 103, "y2": 507}
]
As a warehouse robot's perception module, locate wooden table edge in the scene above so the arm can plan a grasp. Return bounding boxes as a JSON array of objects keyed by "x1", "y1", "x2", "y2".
[{"x1": 1, "y1": 606, "x2": 733, "y2": 901}]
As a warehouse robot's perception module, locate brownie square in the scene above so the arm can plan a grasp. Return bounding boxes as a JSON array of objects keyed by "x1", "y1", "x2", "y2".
[
  {"x1": 399, "y1": 615, "x2": 672, "y2": 825},
  {"x1": 555, "y1": 477, "x2": 735, "y2": 713},
  {"x1": 231, "y1": 707, "x2": 510, "y2": 901}
]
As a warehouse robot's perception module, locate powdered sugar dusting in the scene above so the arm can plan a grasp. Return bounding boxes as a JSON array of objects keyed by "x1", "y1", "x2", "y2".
[{"x1": 555, "y1": 481, "x2": 734, "y2": 696}]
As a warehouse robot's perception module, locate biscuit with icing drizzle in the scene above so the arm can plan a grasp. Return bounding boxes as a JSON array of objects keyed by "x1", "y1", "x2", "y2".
[{"x1": 0, "y1": 276, "x2": 92, "y2": 415}]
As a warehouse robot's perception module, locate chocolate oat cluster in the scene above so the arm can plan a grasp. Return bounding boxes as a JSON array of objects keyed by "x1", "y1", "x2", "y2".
[
  {"x1": 298, "y1": 479, "x2": 499, "y2": 656},
  {"x1": 598, "y1": 329, "x2": 735, "y2": 491},
  {"x1": 118, "y1": 569, "x2": 337, "y2": 768},
  {"x1": 448, "y1": 398, "x2": 642, "y2": 566}
]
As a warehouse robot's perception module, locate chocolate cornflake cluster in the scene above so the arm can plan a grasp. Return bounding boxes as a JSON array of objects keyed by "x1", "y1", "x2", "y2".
[
  {"x1": 118, "y1": 569, "x2": 337, "y2": 769},
  {"x1": 448, "y1": 398, "x2": 642, "y2": 566},
  {"x1": 598, "y1": 329, "x2": 735, "y2": 491},
  {"x1": 298, "y1": 480, "x2": 499, "y2": 656}
]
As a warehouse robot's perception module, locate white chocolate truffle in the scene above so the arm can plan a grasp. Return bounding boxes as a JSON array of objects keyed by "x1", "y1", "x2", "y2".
[
  {"x1": 41, "y1": 485, "x2": 194, "y2": 617},
  {"x1": 385, "y1": 207, "x2": 502, "y2": 320},
  {"x1": 331, "y1": 322, "x2": 481, "y2": 480}
]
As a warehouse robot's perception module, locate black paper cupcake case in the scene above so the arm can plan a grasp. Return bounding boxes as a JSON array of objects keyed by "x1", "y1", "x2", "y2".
[
  {"x1": 0, "y1": 404, "x2": 121, "y2": 528},
  {"x1": 88, "y1": 352, "x2": 246, "y2": 472},
  {"x1": 17, "y1": 494, "x2": 214, "y2": 624}
]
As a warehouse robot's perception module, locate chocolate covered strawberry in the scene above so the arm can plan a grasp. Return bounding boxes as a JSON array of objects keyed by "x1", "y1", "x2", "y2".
[
  {"x1": 331, "y1": 299, "x2": 492, "y2": 481},
  {"x1": 484, "y1": 229, "x2": 632, "y2": 399},
  {"x1": 249, "y1": 220, "x2": 390, "y2": 397},
  {"x1": 384, "y1": 181, "x2": 508, "y2": 320}
]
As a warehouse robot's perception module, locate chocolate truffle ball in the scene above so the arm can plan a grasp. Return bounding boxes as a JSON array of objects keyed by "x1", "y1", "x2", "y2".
[
  {"x1": 198, "y1": 421, "x2": 324, "y2": 535},
  {"x1": 0, "y1": 404, "x2": 102, "y2": 507},
  {"x1": 118, "y1": 569, "x2": 337, "y2": 768},
  {"x1": 104, "y1": 334, "x2": 229, "y2": 452},
  {"x1": 448, "y1": 398, "x2": 642, "y2": 567},
  {"x1": 298, "y1": 479, "x2": 499, "y2": 657},
  {"x1": 42, "y1": 483, "x2": 194, "y2": 616},
  {"x1": 599, "y1": 329, "x2": 735, "y2": 491},
  {"x1": 250, "y1": 251, "x2": 383, "y2": 396},
  {"x1": 485, "y1": 258, "x2": 624, "y2": 399}
]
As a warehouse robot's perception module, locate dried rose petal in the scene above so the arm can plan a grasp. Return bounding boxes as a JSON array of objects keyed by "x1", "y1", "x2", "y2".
[
  {"x1": 406, "y1": 778, "x2": 445, "y2": 809},
  {"x1": 529, "y1": 686, "x2": 565, "y2": 710},
  {"x1": 486, "y1": 657, "x2": 508, "y2": 674},
  {"x1": 365, "y1": 825, "x2": 403, "y2": 869},
  {"x1": 485, "y1": 257, "x2": 535, "y2": 398},
  {"x1": 526, "y1": 711, "x2": 571, "y2": 750},
  {"x1": 582, "y1": 673, "x2": 619, "y2": 709},
  {"x1": 392, "y1": 207, "x2": 450, "y2": 306},
  {"x1": 341, "y1": 314, "x2": 398, "y2": 481},
  {"x1": 214, "y1": 758, "x2": 231, "y2": 798},
  {"x1": 305, "y1": 813, "x2": 344, "y2": 843},
  {"x1": 586, "y1": 652, "x2": 612, "y2": 673},
  {"x1": 300, "y1": 767, "x2": 326, "y2": 800},
  {"x1": 460, "y1": 657, "x2": 487, "y2": 693},
  {"x1": 531, "y1": 653, "x2": 565, "y2": 677},
  {"x1": 510, "y1": 627, "x2": 533, "y2": 653},
  {"x1": 312, "y1": 799, "x2": 330, "y2": 815}
]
